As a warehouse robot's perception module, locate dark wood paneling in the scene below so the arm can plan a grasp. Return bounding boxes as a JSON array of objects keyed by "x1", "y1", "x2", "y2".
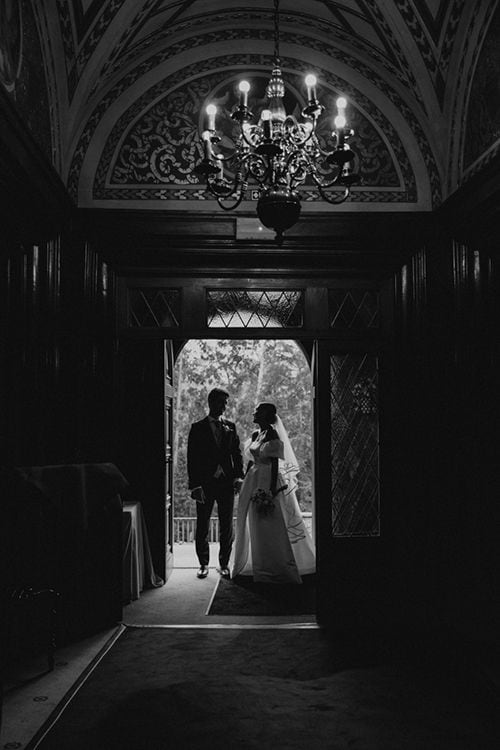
[
  {"x1": 0, "y1": 235, "x2": 117, "y2": 468},
  {"x1": 0, "y1": 87, "x2": 74, "y2": 243},
  {"x1": 390, "y1": 228, "x2": 500, "y2": 641},
  {"x1": 80, "y1": 208, "x2": 433, "y2": 280}
]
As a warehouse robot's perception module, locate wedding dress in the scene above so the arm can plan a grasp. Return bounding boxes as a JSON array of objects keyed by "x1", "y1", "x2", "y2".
[{"x1": 231, "y1": 425, "x2": 316, "y2": 584}]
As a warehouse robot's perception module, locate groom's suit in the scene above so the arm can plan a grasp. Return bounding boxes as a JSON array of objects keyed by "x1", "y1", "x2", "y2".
[{"x1": 187, "y1": 416, "x2": 244, "y2": 568}]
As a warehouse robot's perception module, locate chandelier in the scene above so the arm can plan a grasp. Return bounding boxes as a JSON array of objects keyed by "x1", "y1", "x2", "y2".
[{"x1": 194, "y1": 0, "x2": 359, "y2": 243}]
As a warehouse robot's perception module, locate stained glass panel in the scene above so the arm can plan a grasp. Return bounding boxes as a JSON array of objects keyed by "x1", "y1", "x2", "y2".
[
  {"x1": 329, "y1": 290, "x2": 379, "y2": 329},
  {"x1": 128, "y1": 289, "x2": 180, "y2": 327},
  {"x1": 330, "y1": 353, "x2": 380, "y2": 537},
  {"x1": 207, "y1": 290, "x2": 303, "y2": 328}
]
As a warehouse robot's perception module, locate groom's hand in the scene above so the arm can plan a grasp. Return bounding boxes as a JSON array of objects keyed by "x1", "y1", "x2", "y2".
[{"x1": 191, "y1": 487, "x2": 206, "y2": 504}]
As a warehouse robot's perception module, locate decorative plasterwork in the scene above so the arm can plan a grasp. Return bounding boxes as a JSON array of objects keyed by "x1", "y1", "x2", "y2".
[
  {"x1": 446, "y1": 0, "x2": 499, "y2": 192},
  {"x1": 5, "y1": 0, "x2": 496, "y2": 211},
  {"x1": 92, "y1": 64, "x2": 415, "y2": 207},
  {"x1": 390, "y1": 0, "x2": 467, "y2": 105},
  {"x1": 70, "y1": 26, "x2": 439, "y2": 210},
  {"x1": 461, "y1": 2, "x2": 500, "y2": 181}
]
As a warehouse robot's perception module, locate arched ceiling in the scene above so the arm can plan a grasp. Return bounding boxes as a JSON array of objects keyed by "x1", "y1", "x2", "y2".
[{"x1": 35, "y1": 0, "x2": 499, "y2": 216}]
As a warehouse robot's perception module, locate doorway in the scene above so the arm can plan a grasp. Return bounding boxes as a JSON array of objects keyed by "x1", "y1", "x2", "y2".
[{"x1": 172, "y1": 338, "x2": 314, "y2": 571}]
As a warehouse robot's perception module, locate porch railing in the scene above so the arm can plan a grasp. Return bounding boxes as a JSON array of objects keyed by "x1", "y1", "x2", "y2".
[{"x1": 174, "y1": 513, "x2": 312, "y2": 543}]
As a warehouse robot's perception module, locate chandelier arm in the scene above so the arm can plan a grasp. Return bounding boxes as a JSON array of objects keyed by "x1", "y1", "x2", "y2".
[
  {"x1": 314, "y1": 142, "x2": 342, "y2": 159},
  {"x1": 206, "y1": 169, "x2": 245, "y2": 200},
  {"x1": 283, "y1": 117, "x2": 319, "y2": 149},
  {"x1": 289, "y1": 173, "x2": 306, "y2": 191},
  {"x1": 216, "y1": 191, "x2": 246, "y2": 211},
  {"x1": 243, "y1": 152, "x2": 272, "y2": 185},
  {"x1": 310, "y1": 169, "x2": 343, "y2": 190},
  {"x1": 316, "y1": 184, "x2": 350, "y2": 204},
  {"x1": 283, "y1": 150, "x2": 309, "y2": 189},
  {"x1": 239, "y1": 124, "x2": 263, "y2": 150},
  {"x1": 300, "y1": 127, "x2": 317, "y2": 149},
  {"x1": 210, "y1": 144, "x2": 239, "y2": 165},
  {"x1": 284, "y1": 148, "x2": 307, "y2": 170}
]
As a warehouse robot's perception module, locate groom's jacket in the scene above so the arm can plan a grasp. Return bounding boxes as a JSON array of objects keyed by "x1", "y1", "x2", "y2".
[{"x1": 187, "y1": 416, "x2": 244, "y2": 490}]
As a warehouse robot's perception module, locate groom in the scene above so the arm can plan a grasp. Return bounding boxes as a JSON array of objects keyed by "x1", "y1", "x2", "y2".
[{"x1": 187, "y1": 387, "x2": 244, "y2": 579}]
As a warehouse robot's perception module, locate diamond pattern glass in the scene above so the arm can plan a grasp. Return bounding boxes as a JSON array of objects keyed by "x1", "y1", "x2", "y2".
[
  {"x1": 329, "y1": 290, "x2": 379, "y2": 329},
  {"x1": 207, "y1": 290, "x2": 303, "y2": 328},
  {"x1": 330, "y1": 353, "x2": 380, "y2": 537},
  {"x1": 128, "y1": 289, "x2": 180, "y2": 327}
]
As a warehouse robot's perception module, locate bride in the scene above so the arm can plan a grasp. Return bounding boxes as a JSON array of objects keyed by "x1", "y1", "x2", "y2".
[{"x1": 231, "y1": 402, "x2": 316, "y2": 584}]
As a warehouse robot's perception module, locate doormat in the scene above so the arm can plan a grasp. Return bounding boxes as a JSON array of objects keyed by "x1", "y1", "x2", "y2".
[{"x1": 208, "y1": 575, "x2": 316, "y2": 616}]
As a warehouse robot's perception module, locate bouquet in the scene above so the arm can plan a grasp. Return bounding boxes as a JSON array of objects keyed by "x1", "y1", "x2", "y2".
[
  {"x1": 251, "y1": 488, "x2": 275, "y2": 516},
  {"x1": 250, "y1": 485, "x2": 288, "y2": 516}
]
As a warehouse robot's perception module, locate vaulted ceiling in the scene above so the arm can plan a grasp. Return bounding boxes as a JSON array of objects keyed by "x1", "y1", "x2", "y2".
[{"x1": 7, "y1": 0, "x2": 500, "y2": 221}]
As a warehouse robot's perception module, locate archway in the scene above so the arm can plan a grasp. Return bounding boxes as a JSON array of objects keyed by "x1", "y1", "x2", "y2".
[{"x1": 172, "y1": 339, "x2": 313, "y2": 570}]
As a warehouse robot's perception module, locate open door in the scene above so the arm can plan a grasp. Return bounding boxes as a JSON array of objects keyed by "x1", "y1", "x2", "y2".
[
  {"x1": 164, "y1": 340, "x2": 174, "y2": 579},
  {"x1": 313, "y1": 340, "x2": 391, "y2": 631},
  {"x1": 117, "y1": 338, "x2": 173, "y2": 582}
]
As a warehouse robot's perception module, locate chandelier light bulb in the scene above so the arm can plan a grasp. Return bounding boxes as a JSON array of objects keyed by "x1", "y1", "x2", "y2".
[
  {"x1": 239, "y1": 80, "x2": 250, "y2": 106},
  {"x1": 206, "y1": 103, "x2": 217, "y2": 130},
  {"x1": 305, "y1": 73, "x2": 317, "y2": 101},
  {"x1": 334, "y1": 114, "x2": 346, "y2": 129},
  {"x1": 336, "y1": 97, "x2": 347, "y2": 110}
]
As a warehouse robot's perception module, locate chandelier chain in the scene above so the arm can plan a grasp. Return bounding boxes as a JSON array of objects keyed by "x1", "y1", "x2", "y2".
[{"x1": 274, "y1": 0, "x2": 280, "y2": 66}]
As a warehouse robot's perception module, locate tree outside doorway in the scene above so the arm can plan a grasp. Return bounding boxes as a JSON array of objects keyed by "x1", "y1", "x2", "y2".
[{"x1": 173, "y1": 339, "x2": 312, "y2": 521}]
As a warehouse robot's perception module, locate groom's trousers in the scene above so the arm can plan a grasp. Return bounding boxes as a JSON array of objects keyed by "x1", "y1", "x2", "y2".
[{"x1": 195, "y1": 476, "x2": 235, "y2": 568}]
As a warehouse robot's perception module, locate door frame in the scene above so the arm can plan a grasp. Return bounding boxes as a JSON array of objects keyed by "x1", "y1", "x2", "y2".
[{"x1": 116, "y1": 277, "x2": 392, "y2": 624}]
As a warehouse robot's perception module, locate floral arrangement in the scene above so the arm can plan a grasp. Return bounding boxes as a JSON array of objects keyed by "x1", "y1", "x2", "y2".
[
  {"x1": 251, "y1": 488, "x2": 275, "y2": 516},
  {"x1": 250, "y1": 485, "x2": 288, "y2": 516}
]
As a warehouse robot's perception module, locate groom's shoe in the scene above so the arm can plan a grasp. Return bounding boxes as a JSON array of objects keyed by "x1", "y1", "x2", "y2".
[
  {"x1": 197, "y1": 566, "x2": 209, "y2": 579},
  {"x1": 218, "y1": 567, "x2": 231, "y2": 579}
]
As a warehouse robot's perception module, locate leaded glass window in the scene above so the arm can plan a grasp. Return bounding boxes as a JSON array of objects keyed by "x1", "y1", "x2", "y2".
[
  {"x1": 330, "y1": 353, "x2": 380, "y2": 537},
  {"x1": 329, "y1": 290, "x2": 379, "y2": 329},
  {"x1": 207, "y1": 290, "x2": 303, "y2": 328},
  {"x1": 128, "y1": 289, "x2": 180, "y2": 327}
]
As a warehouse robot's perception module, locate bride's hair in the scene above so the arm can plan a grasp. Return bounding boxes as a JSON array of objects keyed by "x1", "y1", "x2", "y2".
[{"x1": 258, "y1": 402, "x2": 277, "y2": 424}]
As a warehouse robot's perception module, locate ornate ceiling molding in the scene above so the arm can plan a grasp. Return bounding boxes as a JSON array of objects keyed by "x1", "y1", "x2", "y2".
[
  {"x1": 68, "y1": 27, "x2": 439, "y2": 209},
  {"x1": 10, "y1": 0, "x2": 497, "y2": 213}
]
